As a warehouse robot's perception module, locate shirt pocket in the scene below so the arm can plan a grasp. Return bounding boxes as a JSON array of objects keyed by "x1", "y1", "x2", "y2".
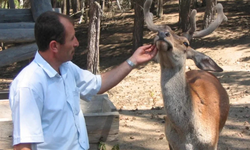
[{"x1": 72, "y1": 88, "x2": 80, "y2": 115}]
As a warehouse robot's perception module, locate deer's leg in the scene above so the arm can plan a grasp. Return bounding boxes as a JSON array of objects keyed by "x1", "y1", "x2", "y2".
[
  {"x1": 164, "y1": 116, "x2": 187, "y2": 150},
  {"x1": 169, "y1": 144, "x2": 173, "y2": 150}
]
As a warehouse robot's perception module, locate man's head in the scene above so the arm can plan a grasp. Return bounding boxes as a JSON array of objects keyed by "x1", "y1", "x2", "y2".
[{"x1": 35, "y1": 11, "x2": 79, "y2": 63}]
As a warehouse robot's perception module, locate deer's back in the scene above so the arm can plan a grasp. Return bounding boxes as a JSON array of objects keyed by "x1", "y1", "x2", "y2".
[{"x1": 186, "y1": 70, "x2": 229, "y2": 142}]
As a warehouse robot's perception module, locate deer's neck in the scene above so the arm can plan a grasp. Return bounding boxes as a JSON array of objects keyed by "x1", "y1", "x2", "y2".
[{"x1": 160, "y1": 66, "x2": 192, "y2": 128}]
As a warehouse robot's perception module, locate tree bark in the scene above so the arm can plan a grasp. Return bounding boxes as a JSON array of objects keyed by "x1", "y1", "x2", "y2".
[
  {"x1": 62, "y1": 0, "x2": 66, "y2": 14},
  {"x1": 102, "y1": 0, "x2": 105, "y2": 11},
  {"x1": 23, "y1": 0, "x2": 30, "y2": 8},
  {"x1": 202, "y1": 0, "x2": 206, "y2": 6},
  {"x1": 132, "y1": 0, "x2": 144, "y2": 51},
  {"x1": 9, "y1": 0, "x2": 15, "y2": 8},
  {"x1": 72, "y1": 0, "x2": 77, "y2": 13},
  {"x1": 66, "y1": 0, "x2": 70, "y2": 15},
  {"x1": 203, "y1": 0, "x2": 217, "y2": 28},
  {"x1": 87, "y1": 0, "x2": 101, "y2": 74},
  {"x1": 77, "y1": 0, "x2": 81, "y2": 11},
  {"x1": 51, "y1": 0, "x2": 57, "y2": 8},
  {"x1": 179, "y1": 0, "x2": 191, "y2": 32},
  {"x1": 157, "y1": 0, "x2": 163, "y2": 18},
  {"x1": 62, "y1": 0, "x2": 69, "y2": 14},
  {"x1": 191, "y1": 0, "x2": 197, "y2": 8},
  {"x1": 150, "y1": 0, "x2": 156, "y2": 15}
]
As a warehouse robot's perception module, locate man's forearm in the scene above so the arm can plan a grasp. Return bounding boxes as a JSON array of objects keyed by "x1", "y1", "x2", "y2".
[
  {"x1": 98, "y1": 59, "x2": 133, "y2": 94},
  {"x1": 98, "y1": 44, "x2": 157, "y2": 94}
]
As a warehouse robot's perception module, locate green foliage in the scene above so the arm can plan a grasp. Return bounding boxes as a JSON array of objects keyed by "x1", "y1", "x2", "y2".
[
  {"x1": 0, "y1": 0, "x2": 7, "y2": 9},
  {"x1": 111, "y1": 144, "x2": 120, "y2": 150},
  {"x1": 14, "y1": 0, "x2": 22, "y2": 9},
  {"x1": 98, "y1": 142, "x2": 120, "y2": 150},
  {"x1": 0, "y1": 0, "x2": 23, "y2": 9},
  {"x1": 98, "y1": 142, "x2": 107, "y2": 150}
]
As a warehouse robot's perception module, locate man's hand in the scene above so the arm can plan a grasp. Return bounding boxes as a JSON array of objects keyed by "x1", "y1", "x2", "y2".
[{"x1": 129, "y1": 44, "x2": 158, "y2": 66}]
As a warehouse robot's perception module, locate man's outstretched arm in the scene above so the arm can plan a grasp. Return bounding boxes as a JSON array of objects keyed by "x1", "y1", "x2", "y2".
[{"x1": 98, "y1": 44, "x2": 157, "y2": 94}]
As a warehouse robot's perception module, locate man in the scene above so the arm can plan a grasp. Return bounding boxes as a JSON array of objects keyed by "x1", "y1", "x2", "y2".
[{"x1": 9, "y1": 11, "x2": 157, "y2": 150}]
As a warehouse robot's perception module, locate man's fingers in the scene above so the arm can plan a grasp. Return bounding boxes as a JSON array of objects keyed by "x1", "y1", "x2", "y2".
[
  {"x1": 144, "y1": 44, "x2": 155, "y2": 52},
  {"x1": 145, "y1": 44, "x2": 157, "y2": 52},
  {"x1": 142, "y1": 44, "x2": 153, "y2": 50}
]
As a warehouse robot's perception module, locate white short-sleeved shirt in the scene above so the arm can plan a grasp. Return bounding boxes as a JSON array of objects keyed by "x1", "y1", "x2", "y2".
[{"x1": 9, "y1": 51, "x2": 102, "y2": 150}]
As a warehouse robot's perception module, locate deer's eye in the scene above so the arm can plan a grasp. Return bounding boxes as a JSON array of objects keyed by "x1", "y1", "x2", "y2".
[{"x1": 183, "y1": 42, "x2": 189, "y2": 47}]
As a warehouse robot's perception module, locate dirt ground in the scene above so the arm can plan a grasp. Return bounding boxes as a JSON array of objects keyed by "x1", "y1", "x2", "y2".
[{"x1": 0, "y1": 0, "x2": 250, "y2": 150}]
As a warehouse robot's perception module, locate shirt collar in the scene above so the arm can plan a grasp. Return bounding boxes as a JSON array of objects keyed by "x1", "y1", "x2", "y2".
[{"x1": 33, "y1": 51, "x2": 59, "y2": 78}]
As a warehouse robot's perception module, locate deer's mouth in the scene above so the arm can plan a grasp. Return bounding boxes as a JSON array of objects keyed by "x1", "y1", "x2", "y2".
[
  {"x1": 154, "y1": 31, "x2": 173, "y2": 51},
  {"x1": 155, "y1": 39, "x2": 173, "y2": 52}
]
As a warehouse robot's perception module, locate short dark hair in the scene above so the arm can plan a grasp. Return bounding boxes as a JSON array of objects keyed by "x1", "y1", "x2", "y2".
[{"x1": 34, "y1": 11, "x2": 74, "y2": 52}]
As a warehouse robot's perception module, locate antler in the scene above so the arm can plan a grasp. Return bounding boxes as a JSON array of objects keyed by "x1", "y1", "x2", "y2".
[
  {"x1": 143, "y1": 0, "x2": 160, "y2": 32},
  {"x1": 184, "y1": 3, "x2": 228, "y2": 41}
]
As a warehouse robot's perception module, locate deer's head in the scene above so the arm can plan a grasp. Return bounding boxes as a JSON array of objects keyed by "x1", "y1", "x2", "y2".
[{"x1": 144, "y1": 0, "x2": 227, "y2": 72}]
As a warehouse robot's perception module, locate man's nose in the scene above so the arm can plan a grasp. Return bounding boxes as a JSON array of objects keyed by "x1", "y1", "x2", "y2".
[{"x1": 74, "y1": 37, "x2": 79, "y2": 47}]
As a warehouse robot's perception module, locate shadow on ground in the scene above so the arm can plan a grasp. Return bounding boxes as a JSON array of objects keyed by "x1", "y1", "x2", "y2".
[{"x1": 115, "y1": 102, "x2": 250, "y2": 150}]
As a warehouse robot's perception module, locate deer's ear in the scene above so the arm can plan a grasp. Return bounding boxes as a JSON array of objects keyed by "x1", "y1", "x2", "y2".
[{"x1": 187, "y1": 48, "x2": 223, "y2": 72}]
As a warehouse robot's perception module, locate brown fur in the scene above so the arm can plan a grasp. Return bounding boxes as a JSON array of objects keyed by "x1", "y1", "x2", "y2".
[{"x1": 187, "y1": 70, "x2": 229, "y2": 133}]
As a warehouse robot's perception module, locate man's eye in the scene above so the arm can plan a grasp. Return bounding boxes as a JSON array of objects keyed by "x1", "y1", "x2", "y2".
[{"x1": 183, "y1": 42, "x2": 189, "y2": 47}]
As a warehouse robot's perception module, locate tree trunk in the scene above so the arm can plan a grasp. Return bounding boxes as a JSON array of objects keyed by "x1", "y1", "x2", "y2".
[
  {"x1": 203, "y1": 0, "x2": 216, "y2": 28},
  {"x1": 150, "y1": 0, "x2": 156, "y2": 15},
  {"x1": 9, "y1": 0, "x2": 15, "y2": 8},
  {"x1": 157, "y1": 0, "x2": 163, "y2": 18},
  {"x1": 87, "y1": 0, "x2": 101, "y2": 74},
  {"x1": 51, "y1": 0, "x2": 57, "y2": 8},
  {"x1": 191, "y1": 0, "x2": 197, "y2": 8},
  {"x1": 23, "y1": 0, "x2": 30, "y2": 8},
  {"x1": 4, "y1": 0, "x2": 7, "y2": 8},
  {"x1": 132, "y1": 0, "x2": 144, "y2": 51},
  {"x1": 202, "y1": 0, "x2": 206, "y2": 6},
  {"x1": 72, "y1": 0, "x2": 77, "y2": 13},
  {"x1": 130, "y1": 0, "x2": 134, "y2": 9},
  {"x1": 66, "y1": 0, "x2": 70, "y2": 15},
  {"x1": 30, "y1": 0, "x2": 53, "y2": 21},
  {"x1": 62, "y1": 0, "x2": 66, "y2": 14},
  {"x1": 179, "y1": 0, "x2": 191, "y2": 32},
  {"x1": 107, "y1": 0, "x2": 113, "y2": 12},
  {"x1": 102, "y1": 0, "x2": 105, "y2": 11},
  {"x1": 77, "y1": 0, "x2": 81, "y2": 11}
]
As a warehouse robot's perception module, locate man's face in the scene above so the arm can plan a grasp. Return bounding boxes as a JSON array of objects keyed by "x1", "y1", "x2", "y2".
[{"x1": 57, "y1": 18, "x2": 79, "y2": 63}]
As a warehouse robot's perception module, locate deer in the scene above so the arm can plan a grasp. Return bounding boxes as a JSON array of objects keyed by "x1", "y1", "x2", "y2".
[{"x1": 143, "y1": 0, "x2": 230, "y2": 149}]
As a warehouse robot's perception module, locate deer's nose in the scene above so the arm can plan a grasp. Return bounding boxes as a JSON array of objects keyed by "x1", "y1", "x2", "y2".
[{"x1": 158, "y1": 31, "x2": 169, "y2": 40}]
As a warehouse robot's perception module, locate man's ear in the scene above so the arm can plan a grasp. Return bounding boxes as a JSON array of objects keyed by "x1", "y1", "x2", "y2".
[{"x1": 49, "y1": 40, "x2": 59, "y2": 53}]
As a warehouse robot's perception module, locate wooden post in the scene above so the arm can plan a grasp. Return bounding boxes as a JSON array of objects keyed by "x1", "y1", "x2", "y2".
[
  {"x1": 30, "y1": 0, "x2": 53, "y2": 21},
  {"x1": 0, "y1": 43, "x2": 37, "y2": 67},
  {"x1": 0, "y1": 29, "x2": 35, "y2": 43},
  {"x1": 133, "y1": 0, "x2": 144, "y2": 51},
  {"x1": 87, "y1": 0, "x2": 101, "y2": 74}
]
